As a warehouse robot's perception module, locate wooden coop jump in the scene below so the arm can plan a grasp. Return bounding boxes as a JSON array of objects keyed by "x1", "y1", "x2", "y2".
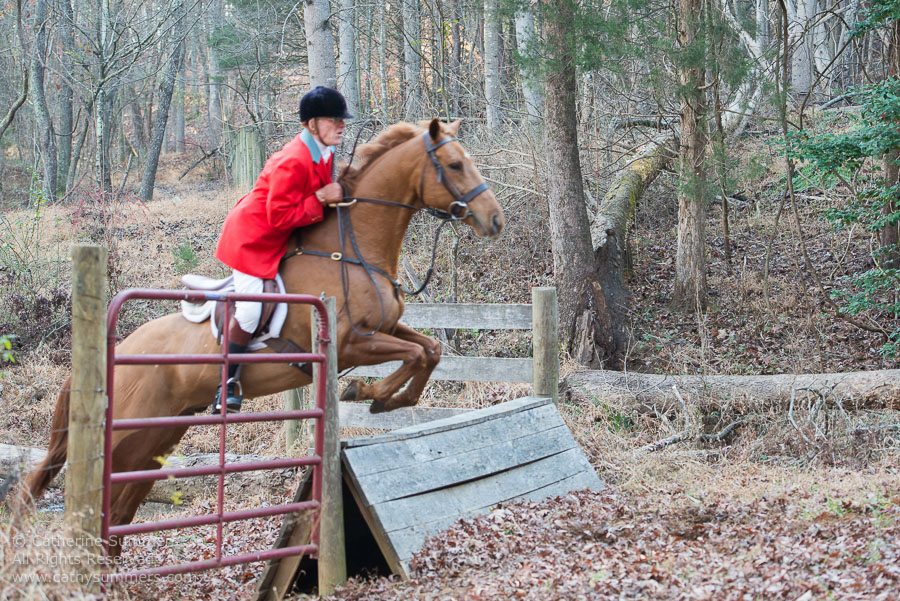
[{"x1": 258, "y1": 288, "x2": 604, "y2": 600}]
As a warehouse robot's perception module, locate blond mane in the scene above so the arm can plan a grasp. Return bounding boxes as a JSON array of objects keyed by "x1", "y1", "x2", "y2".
[{"x1": 339, "y1": 122, "x2": 424, "y2": 193}]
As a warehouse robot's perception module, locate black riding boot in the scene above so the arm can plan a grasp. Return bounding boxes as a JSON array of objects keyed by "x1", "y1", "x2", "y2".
[{"x1": 212, "y1": 341, "x2": 249, "y2": 413}]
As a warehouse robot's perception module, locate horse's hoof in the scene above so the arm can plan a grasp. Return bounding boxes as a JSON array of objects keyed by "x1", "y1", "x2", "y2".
[
  {"x1": 369, "y1": 400, "x2": 386, "y2": 414},
  {"x1": 340, "y1": 380, "x2": 360, "y2": 402}
]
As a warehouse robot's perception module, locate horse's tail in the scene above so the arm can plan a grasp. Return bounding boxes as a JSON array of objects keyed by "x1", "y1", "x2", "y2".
[{"x1": 18, "y1": 377, "x2": 71, "y2": 509}]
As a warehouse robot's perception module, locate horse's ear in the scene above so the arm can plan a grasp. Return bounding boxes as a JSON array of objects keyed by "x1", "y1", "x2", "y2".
[
  {"x1": 428, "y1": 118, "x2": 441, "y2": 141},
  {"x1": 447, "y1": 120, "x2": 461, "y2": 136}
]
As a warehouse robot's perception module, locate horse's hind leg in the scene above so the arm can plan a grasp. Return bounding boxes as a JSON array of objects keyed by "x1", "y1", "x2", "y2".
[
  {"x1": 11, "y1": 378, "x2": 71, "y2": 514},
  {"x1": 340, "y1": 325, "x2": 441, "y2": 412}
]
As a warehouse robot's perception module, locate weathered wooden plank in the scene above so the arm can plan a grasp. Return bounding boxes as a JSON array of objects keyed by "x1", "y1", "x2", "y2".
[
  {"x1": 342, "y1": 400, "x2": 560, "y2": 479},
  {"x1": 371, "y1": 447, "x2": 597, "y2": 534},
  {"x1": 347, "y1": 356, "x2": 533, "y2": 383},
  {"x1": 352, "y1": 425, "x2": 576, "y2": 505},
  {"x1": 338, "y1": 402, "x2": 470, "y2": 430},
  {"x1": 343, "y1": 397, "x2": 551, "y2": 449},
  {"x1": 400, "y1": 303, "x2": 532, "y2": 330}
]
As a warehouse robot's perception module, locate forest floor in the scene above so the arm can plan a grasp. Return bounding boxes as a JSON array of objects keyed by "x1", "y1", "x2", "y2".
[{"x1": 1, "y1": 118, "x2": 899, "y2": 600}]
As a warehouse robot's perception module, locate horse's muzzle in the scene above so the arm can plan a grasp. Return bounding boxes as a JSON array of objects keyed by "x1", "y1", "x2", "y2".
[{"x1": 491, "y1": 213, "x2": 504, "y2": 237}]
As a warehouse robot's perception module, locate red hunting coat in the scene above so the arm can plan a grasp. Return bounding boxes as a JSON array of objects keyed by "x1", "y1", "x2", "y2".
[{"x1": 215, "y1": 129, "x2": 332, "y2": 279}]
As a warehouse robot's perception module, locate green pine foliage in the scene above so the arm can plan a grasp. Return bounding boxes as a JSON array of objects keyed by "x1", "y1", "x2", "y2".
[{"x1": 791, "y1": 2, "x2": 900, "y2": 356}]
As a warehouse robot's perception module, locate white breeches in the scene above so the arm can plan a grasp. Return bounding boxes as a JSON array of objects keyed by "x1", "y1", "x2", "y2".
[{"x1": 232, "y1": 269, "x2": 263, "y2": 334}]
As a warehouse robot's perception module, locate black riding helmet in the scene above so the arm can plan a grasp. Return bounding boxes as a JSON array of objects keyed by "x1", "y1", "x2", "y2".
[{"x1": 299, "y1": 86, "x2": 354, "y2": 122}]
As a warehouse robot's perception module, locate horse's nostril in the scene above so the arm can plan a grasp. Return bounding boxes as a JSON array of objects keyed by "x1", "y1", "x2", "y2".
[{"x1": 492, "y1": 213, "x2": 503, "y2": 234}]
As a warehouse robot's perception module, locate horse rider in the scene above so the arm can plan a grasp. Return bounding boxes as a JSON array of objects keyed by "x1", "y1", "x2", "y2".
[{"x1": 212, "y1": 86, "x2": 353, "y2": 413}]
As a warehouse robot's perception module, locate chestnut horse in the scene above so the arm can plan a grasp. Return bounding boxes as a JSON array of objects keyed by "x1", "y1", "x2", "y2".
[{"x1": 20, "y1": 119, "x2": 504, "y2": 548}]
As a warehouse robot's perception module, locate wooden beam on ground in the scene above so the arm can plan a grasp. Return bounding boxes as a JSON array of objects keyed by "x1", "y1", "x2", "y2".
[
  {"x1": 0, "y1": 444, "x2": 296, "y2": 504},
  {"x1": 565, "y1": 369, "x2": 900, "y2": 413}
]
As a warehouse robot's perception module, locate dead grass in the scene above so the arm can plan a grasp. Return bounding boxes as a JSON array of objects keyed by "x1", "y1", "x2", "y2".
[{"x1": 0, "y1": 516, "x2": 132, "y2": 600}]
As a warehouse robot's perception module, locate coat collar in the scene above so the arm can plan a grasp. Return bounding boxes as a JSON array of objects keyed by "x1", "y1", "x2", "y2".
[{"x1": 300, "y1": 128, "x2": 333, "y2": 165}]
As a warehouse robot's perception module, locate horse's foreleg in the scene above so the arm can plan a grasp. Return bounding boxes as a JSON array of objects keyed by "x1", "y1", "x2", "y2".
[
  {"x1": 339, "y1": 327, "x2": 440, "y2": 411},
  {"x1": 372, "y1": 323, "x2": 440, "y2": 411},
  {"x1": 107, "y1": 481, "x2": 155, "y2": 558}
]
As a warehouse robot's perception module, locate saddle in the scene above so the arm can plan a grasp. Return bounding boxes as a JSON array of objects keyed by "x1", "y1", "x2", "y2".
[
  {"x1": 180, "y1": 274, "x2": 312, "y2": 376},
  {"x1": 181, "y1": 274, "x2": 280, "y2": 341}
]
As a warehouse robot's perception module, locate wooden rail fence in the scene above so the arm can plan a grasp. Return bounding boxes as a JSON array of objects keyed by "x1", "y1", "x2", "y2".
[{"x1": 284, "y1": 286, "x2": 558, "y2": 443}]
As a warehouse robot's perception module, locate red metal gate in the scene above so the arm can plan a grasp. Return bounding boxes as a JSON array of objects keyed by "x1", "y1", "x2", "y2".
[{"x1": 102, "y1": 289, "x2": 330, "y2": 582}]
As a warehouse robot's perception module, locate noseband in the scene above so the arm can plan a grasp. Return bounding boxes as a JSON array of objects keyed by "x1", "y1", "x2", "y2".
[{"x1": 283, "y1": 128, "x2": 492, "y2": 337}]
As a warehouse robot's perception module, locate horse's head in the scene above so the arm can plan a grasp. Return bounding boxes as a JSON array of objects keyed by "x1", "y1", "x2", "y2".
[{"x1": 419, "y1": 119, "x2": 505, "y2": 240}]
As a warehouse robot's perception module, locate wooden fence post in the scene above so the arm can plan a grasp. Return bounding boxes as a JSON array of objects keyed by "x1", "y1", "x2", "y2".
[
  {"x1": 317, "y1": 296, "x2": 346, "y2": 593},
  {"x1": 283, "y1": 387, "x2": 303, "y2": 451},
  {"x1": 228, "y1": 127, "x2": 265, "y2": 193},
  {"x1": 65, "y1": 245, "x2": 107, "y2": 574},
  {"x1": 531, "y1": 287, "x2": 559, "y2": 403}
]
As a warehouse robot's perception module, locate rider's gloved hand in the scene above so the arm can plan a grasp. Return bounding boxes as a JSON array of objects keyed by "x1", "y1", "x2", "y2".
[{"x1": 315, "y1": 183, "x2": 343, "y2": 204}]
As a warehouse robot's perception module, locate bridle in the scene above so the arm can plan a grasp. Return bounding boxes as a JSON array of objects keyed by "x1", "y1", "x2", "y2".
[
  {"x1": 421, "y1": 131, "x2": 490, "y2": 219},
  {"x1": 283, "y1": 127, "x2": 491, "y2": 337}
]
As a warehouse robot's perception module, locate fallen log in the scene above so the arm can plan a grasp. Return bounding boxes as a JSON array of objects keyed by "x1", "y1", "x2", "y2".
[
  {"x1": 565, "y1": 369, "x2": 900, "y2": 414},
  {"x1": 0, "y1": 444, "x2": 297, "y2": 505},
  {"x1": 583, "y1": 133, "x2": 677, "y2": 365}
]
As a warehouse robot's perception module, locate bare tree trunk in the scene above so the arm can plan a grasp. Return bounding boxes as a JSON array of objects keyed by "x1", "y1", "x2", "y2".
[
  {"x1": 165, "y1": 111, "x2": 176, "y2": 153},
  {"x1": 543, "y1": 0, "x2": 615, "y2": 365},
  {"x1": 140, "y1": 2, "x2": 186, "y2": 202},
  {"x1": 0, "y1": 0, "x2": 29, "y2": 146},
  {"x1": 126, "y1": 87, "x2": 148, "y2": 158},
  {"x1": 378, "y1": 0, "x2": 389, "y2": 120},
  {"x1": 402, "y1": 0, "x2": 422, "y2": 119},
  {"x1": 838, "y1": 0, "x2": 860, "y2": 90},
  {"x1": 95, "y1": 89, "x2": 115, "y2": 194},
  {"x1": 883, "y1": 19, "x2": 900, "y2": 266},
  {"x1": 57, "y1": 0, "x2": 75, "y2": 194},
  {"x1": 206, "y1": 0, "x2": 224, "y2": 148},
  {"x1": 515, "y1": 6, "x2": 542, "y2": 121},
  {"x1": 756, "y1": 0, "x2": 770, "y2": 50},
  {"x1": 789, "y1": 0, "x2": 813, "y2": 99},
  {"x1": 30, "y1": 0, "x2": 58, "y2": 201},
  {"x1": 338, "y1": 0, "x2": 360, "y2": 115},
  {"x1": 484, "y1": 0, "x2": 502, "y2": 129},
  {"x1": 673, "y1": 0, "x2": 708, "y2": 311},
  {"x1": 94, "y1": 0, "x2": 112, "y2": 194},
  {"x1": 448, "y1": 0, "x2": 461, "y2": 117},
  {"x1": 305, "y1": 0, "x2": 337, "y2": 87},
  {"x1": 67, "y1": 99, "x2": 91, "y2": 192},
  {"x1": 174, "y1": 67, "x2": 185, "y2": 153}
]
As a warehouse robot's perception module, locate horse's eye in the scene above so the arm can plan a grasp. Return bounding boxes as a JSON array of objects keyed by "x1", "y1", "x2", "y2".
[{"x1": 448, "y1": 162, "x2": 463, "y2": 171}]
